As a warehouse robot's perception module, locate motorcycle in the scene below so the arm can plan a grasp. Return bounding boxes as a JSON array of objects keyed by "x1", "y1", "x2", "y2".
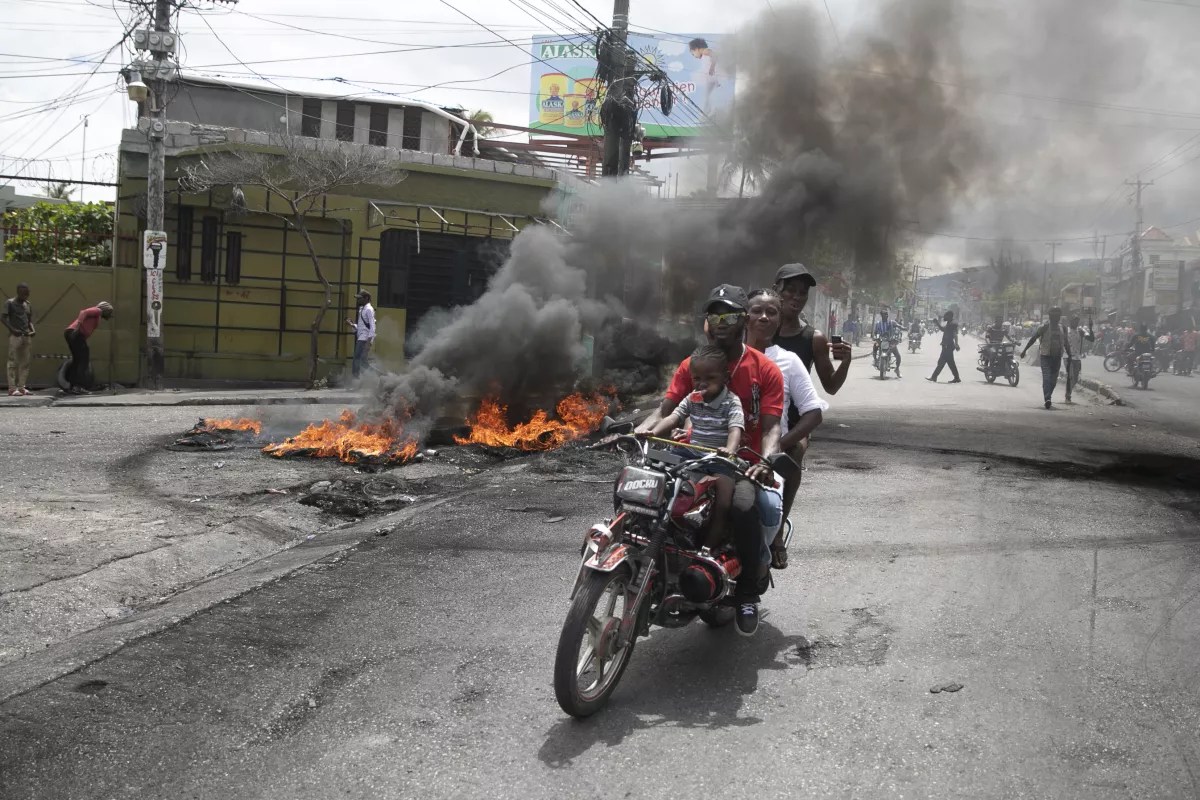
[
  {"x1": 873, "y1": 337, "x2": 899, "y2": 379},
  {"x1": 554, "y1": 425, "x2": 799, "y2": 718},
  {"x1": 1103, "y1": 349, "x2": 1124, "y2": 373},
  {"x1": 1175, "y1": 350, "x2": 1195, "y2": 376},
  {"x1": 978, "y1": 342, "x2": 1020, "y2": 387},
  {"x1": 1129, "y1": 353, "x2": 1156, "y2": 390},
  {"x1": 907, "y1": 332, "x2": 922, "y2": 353}
]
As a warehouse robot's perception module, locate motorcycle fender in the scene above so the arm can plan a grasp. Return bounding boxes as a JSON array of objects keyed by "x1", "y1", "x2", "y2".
[
  {"x1": 569, "y1": 544, "x2": 632, "y2": 600},
  {"x1": 585, "y1": 543, "x2": 631, "y2": 573}
]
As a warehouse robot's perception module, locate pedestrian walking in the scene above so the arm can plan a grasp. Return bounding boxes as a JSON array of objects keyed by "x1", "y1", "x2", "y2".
[
  {"x1": 1021, "y1": 306, "x2": 1072, "y2": 409},
  {"x1": 346, "y1": 290, "x2": 376, "y2": 379},
  {"x1": 3, "y1": 282, "x2": 35, "y2": 396},
  {"x1": 1064, "y1": 313, "x2": 1095, "y2": 403},
  {"x1": 63, "y1": 301, "x2": 112, "y2": 394},
  {"x1": 926, "y1": 310, "x2": 962, "y2": 383}
]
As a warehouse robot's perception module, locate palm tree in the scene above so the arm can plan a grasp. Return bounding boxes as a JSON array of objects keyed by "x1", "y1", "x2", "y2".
[
  {"x1": 42, "y1": 181, "x2": 75, "y2": 200},
  {"x1": 467, "y1": 110, "x2": 496, "y2": 138}
]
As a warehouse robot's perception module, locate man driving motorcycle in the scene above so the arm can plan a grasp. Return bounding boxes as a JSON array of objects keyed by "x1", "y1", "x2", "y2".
[
  {"x1": 873, "y1": 309, "x2": 902, "y2": 377},
  {"x1": 636, "y1": 284, "x2": 784, "y2": 637},
  {"x1": 1126, "y1": 324, "x2": 1155, "y2": 371}
]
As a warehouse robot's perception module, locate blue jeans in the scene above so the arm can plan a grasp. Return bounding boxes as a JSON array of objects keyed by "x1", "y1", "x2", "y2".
[
  {"x1": 756, "y1": 479, "x2": 784, "y2": 565},
  {"x1": 1040, "y1": 355, "x2": 1062, "y2": 403},
  {"x1": 352, "y1": 339, "x2": 373, "y2": 378}
]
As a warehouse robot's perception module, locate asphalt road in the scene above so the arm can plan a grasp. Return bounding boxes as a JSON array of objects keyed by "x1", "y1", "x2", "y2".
[
  {"x1": 3, "y1": 346, "x2": 1200, "y2": 799},
  {"x1": 1079, "y1": 353, "x2": 1200, "y2": 430}
]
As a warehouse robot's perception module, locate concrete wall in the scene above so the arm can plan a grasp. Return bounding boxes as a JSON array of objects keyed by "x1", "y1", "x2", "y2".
[
  {"x1": 0, "y1": 262, "x2": 139, "y2": 388},
  {"x1": 171, "y1": 83, "x2": 464, "y2": 155},
  {"x1": 173, "y1": 83, "x2": 289, "y2": 134}
]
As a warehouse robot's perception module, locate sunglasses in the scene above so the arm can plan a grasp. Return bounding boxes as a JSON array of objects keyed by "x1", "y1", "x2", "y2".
[{"x1": 706, "y1": 311, "x2": 746, "y2": 326}]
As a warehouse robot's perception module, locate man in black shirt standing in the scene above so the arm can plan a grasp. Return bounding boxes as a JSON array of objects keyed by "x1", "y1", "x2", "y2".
[
  {"x1": 773, "y1": 263, "x2": 853, "y2": 401},
  {"x1": 926, "y1": 310, "x2": 962, "y2": 383}
]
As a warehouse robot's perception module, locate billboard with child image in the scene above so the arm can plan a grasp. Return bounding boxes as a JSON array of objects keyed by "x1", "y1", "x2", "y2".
[{"x1": 528, "y1": 33, "x2": 733, "y2": 138}]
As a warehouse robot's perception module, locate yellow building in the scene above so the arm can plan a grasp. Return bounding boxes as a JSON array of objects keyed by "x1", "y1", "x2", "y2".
[{"x1": 112, "y1": 112, "x2": 560, "y2": 384}]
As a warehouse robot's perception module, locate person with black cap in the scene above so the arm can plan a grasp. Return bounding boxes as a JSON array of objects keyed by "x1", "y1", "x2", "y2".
[
  {"x1": 773, "y1": 263, "x2": 853, "y2": 398},
  {"x1": 636, "y1": 284, "x2": 785, "y2": 637},
  {"x1": 346, "y1": 290, "x2": 376, "y2": 379}
]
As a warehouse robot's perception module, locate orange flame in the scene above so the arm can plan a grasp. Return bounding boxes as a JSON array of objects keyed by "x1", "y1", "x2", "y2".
[
  {"x1": 199, "y1": 417, "x2": 263, "y2": 436},
  {"x1": 454, "y1": 392, "x2": 613, "y2": 451},
  {"x1": 263, "y1": 409, "x2": 419, "y2": 465}
]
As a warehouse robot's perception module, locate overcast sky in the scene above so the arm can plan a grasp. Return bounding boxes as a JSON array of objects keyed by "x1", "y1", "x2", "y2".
[{"x1": 3, "y1": 0, "x2": 1199, "y2": 274}]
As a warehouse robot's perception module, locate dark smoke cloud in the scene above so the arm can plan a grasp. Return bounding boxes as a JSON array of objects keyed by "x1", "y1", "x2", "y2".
[
  {"x1": 660, "y1": 0, "x2": 986, "y2": 306},
  {"x1": 360, "y1": 0, "x2": 1193, "y2": 423}
]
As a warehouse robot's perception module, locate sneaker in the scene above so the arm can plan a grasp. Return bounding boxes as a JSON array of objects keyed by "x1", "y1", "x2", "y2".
[
  {"x1": 736, "y1": 602, "x2": 760, "y2": 637},
  {"x1": 925, "y1": 377, "x2": 937, "y2": 383},
  {"x1": 949, "y1": 378, "x2": 962, "y2": 383}
]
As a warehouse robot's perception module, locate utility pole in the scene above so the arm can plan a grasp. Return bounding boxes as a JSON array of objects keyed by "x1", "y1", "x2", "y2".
[
  {"x1": 1125, "y1": 177, "x2": 1153, "y2": 318},
  {"x1": 600, "y1": 0, "x2": 633, "y2": 177},
  {"x1": 79, "y1": 115, "x2": 88, "y2": 203},
  {"x1": 1044, "y1": 241, "x2": 1060, "y2": 314},
  {"x1": 143, "y1": 0, "x2": 172, "y2": 389}
]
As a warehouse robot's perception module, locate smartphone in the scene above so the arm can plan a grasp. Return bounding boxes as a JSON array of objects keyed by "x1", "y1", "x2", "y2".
[{"x1": 831, "y1": 335, "x2": 843, "y2": 344}]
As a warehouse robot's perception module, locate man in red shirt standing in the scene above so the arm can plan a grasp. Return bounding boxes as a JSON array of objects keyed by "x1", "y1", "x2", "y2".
[
  {"x1": 637, "y1": 284, "x2": 785, "y2": 635},
  {"x1": 63, "y1": 301, "x2": 112, "y2": 394}
]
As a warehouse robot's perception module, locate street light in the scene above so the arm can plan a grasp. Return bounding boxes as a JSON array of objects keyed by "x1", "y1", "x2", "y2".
[{"x1": 125, "y1": 71, "x2": 149, "y2": 103}]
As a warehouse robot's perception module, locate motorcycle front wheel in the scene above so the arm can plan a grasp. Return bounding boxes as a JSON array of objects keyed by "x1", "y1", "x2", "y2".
[
  {"x1": 1104, "y1": 353, "x2": 1122, "y2": 372},
  {"x1": 1008, "y1": 363, "x2": 1020, "y2": 387},
  {"x1": 698, "y1": 606, "x2": 734, "y2": 628},
  {"x1": 554, "y1": 568, "x2": 638, "y2": 718}
]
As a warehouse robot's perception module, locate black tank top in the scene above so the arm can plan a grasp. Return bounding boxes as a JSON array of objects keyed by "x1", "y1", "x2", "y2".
[
  {"x1": 773, "y1": 324, "x2": 815, "y2": 430},
  {"x1": 774, "y1": 325, "x2": 815, "y2": 371}
]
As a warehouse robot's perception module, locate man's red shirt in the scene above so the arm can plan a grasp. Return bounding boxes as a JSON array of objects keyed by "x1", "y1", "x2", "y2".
[
  {"x1": 67, "y1": 307, "x2": 102, "y2": 339},
  {"x1": 665, "y1": 344, "x2": 784, "y2": 456}
]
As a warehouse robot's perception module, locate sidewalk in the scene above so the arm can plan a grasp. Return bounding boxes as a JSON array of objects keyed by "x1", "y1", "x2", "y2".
[{"x1": 0, "y1": 386, "x2": 360, "y2": 408}]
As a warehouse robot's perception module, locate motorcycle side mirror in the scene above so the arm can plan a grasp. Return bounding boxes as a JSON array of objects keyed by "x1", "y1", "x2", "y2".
[
  {"x1": 768, "y1": 452, "x2": 801, "y2": 480},
  {"x1": 600, "y1": 416, "x2": 634, "y2": 436}
]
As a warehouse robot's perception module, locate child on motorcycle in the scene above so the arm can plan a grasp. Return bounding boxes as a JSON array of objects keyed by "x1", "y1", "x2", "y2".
[{"x1": 645, "y1": 344, "x2": 744, "y2": 550}]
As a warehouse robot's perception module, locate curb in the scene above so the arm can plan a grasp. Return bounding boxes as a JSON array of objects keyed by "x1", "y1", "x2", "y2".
[
  {"x1": 0, "y1": 393, "x2": 358, "y2": 409},
  {"x1": 1076, "y1": 376, "x2": 1124, "y2": 406},
  {"x1": 0, "y1": 492, "x2": 460, "y2": 704}
]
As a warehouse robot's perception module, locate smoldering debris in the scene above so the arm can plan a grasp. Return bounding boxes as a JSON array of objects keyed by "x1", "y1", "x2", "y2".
[{"x1": 300, "y1": 475, "x2": 434, "y2": 518}]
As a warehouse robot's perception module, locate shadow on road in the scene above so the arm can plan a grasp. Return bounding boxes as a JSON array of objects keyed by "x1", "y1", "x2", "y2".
[{"x1": 537, "y1": 620, "x2": 809, "y2": 768}]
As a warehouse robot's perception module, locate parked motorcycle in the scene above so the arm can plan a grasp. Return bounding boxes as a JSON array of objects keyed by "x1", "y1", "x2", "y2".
[
  {"x1": 1175, "y1": 350, "x2": 1195, "y2": 376},
  {"x1": 978, "y1": 342, "x2": 1020, "y2": 387},
  {"x1": 554, "y1": 425, "x2": 799, "y2": 718},
  {"x1": 1129, "y1": 353, "x2": 1156, "y2": 390}
]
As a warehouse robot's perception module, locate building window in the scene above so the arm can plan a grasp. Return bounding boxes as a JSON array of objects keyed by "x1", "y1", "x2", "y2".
[
  {"x1": 225, "y1": 231, "x2": 242, "y2": 285},
  {"x1": 200, "y1": 216, "x2": 219, "y2": 283},
  {"x1": 176, "y1": 205, "x2": 193, "y2": 282},
  {"x1": 369, "y1": 104, "x2": 388, "y2": 147},
  {"x1": 336, "y1": 101, "x2": 355, "y2": 142},
  {"x1": 402, "y1": 109, "x2": 422, "y2": 150},
  {"x1": 301, "y1": 98, "x2": 321, "y2": 138}
]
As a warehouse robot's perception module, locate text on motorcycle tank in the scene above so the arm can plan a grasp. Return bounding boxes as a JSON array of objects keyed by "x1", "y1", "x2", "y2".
[{"x1": 615, "y1": 466, "x2": 667, "y2": 507}]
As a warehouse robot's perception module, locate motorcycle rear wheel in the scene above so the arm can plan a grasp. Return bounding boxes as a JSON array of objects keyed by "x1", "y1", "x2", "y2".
[
  {"x1": 554, "y1": 568, "x2": 638, "y2": 718},
  {"x1": 1104, "y1": 353, "x2": 1122, "y2": 373}
]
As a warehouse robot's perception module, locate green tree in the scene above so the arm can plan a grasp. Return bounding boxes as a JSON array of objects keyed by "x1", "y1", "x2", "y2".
[
  {"x1": 467, "y1": 110, "x2": 496, "y2": 137},
  {"x1": 1, "y1": 201, "x2": 112, "y2": 266},
  {"x1": 42, "y1": 181, "x2": 75, "y2": 200}
]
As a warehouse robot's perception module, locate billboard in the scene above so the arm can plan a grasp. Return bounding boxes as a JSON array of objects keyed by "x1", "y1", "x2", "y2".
[{"x1": 529, "y1": 33, "x2": 734, "y2": 138}]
